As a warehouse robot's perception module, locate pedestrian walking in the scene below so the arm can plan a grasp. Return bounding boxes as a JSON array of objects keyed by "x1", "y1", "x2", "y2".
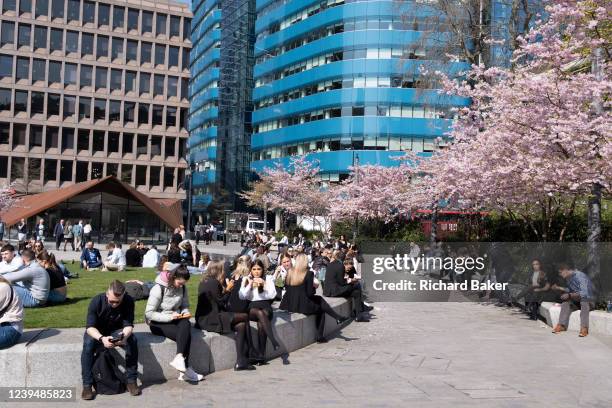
[{"x1": 53, "y1": 219, "x2": 65, "y2": 251}]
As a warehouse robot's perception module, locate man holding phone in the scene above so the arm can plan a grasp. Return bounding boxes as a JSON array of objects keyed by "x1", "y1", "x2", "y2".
[{"x1": 80, "y1": 280, "x2": 140, "y2": 400}]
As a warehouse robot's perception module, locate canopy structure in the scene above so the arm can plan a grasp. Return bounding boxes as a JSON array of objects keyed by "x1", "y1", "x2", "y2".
[{"x1": 1, "y1": 176, "x2": 182, "y2": 229}]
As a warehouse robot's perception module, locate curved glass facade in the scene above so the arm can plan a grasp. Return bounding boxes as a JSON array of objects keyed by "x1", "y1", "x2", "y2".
[{"x1": 252, "y1": 0, "x2": 470, "y2": 180}]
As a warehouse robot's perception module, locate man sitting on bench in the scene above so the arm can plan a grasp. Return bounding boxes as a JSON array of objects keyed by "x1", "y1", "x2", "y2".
[{"x1": 552, "y1": 262, "x2": 595, "y2": 337}]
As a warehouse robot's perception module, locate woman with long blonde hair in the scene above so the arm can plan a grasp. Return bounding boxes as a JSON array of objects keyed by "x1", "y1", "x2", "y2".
[{"x1": 280, "y1": 254, "x2": 348, "y2": 343}]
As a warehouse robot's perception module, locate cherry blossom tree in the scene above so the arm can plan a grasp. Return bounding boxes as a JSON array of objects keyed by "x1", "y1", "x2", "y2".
[{"x1": 423, "y1": 0, "x2": 611, "y2": 241}]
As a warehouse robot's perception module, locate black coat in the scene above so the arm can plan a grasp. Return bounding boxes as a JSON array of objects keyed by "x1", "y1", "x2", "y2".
[
  {"x1": 195, "y1": 278, "x2": 233, "y2": 334},
  {"x1": 125, "y1": 248, "x2": 142, "y2": 267},
  {"x1": 323, "y1": 260, "x2": 352, "y2": 297},
  {"x1": 280, "y1": 270, "x2": 320, "y2": 315},
  {"x1": 225, "y1": 276, "x2": 250, "y2": 313}
]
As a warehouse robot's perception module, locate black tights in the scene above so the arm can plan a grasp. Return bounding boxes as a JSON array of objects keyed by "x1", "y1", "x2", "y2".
[
  {"x1": 249, "y1": 308, "x2": 279, "y2": 358},
  {"x1": 313, "y1": 297, "x2": 345, "y2": 340},
  {"x1": 232, "y1": 313, "x2": 250, "y2": 366}
]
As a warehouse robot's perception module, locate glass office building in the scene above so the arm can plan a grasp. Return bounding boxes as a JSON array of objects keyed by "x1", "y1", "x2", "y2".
[
  {"x1": 251, "y1": 0, "x2": 469, "y2": 181},
  {"x1": 188, "y1": 0, "x2": 254, "y2": 216},
  {"x1": 0, "y1": 0, "x2": 192, "y2": 200}
]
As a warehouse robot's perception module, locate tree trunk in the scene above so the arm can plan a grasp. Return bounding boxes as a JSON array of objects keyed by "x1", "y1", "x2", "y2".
[
  {"x1": 430, "y1": 201, "x2": 438, "y2": 244},
  {"x1": 263, "y1": 203, "x2": 268, "y2": 232},
  {"x1": 587, "y1": 183, "x2": 601, "y2": 278}
]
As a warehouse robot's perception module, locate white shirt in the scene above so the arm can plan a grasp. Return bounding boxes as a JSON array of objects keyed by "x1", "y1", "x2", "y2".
[
  {"x1": 0, "y1": 255, "x2": 23, "y2": 274},
  {"x1": 142, "y1": 248, "x2": 160, "y2": 268},
  {"x1": 107, "y1": 248, "x2": 126, "y2": 266},
  {"x1": 239, "y1": 275, "x2": 277, "y2": 301},
  {"x1": 83, "y1": 224, "x2": 92, "y2": 234}
]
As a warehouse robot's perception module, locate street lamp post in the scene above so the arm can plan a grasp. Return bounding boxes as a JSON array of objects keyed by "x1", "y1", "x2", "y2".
[{"x1": 185, "y1": 163, "x2": 194, "y2": 240}]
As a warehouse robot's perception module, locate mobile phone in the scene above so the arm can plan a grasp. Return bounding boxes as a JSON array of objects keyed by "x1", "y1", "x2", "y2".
[{"x1": 110, "y1": 333, "x2": 124, "y2": 343}]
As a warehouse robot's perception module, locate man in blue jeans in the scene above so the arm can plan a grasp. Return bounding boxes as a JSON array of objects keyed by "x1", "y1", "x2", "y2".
[
  {"x1": 2, "y1": 249, "x2": 49, "y2": 308},
  {"x1": 81, "y1": 280, "x2": 140, "y2": 400},
  {"x1": 80, "y1": 241, "x2": 103, "y2": 270}
]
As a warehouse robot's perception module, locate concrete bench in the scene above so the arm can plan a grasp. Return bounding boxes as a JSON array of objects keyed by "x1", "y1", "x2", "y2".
[
  {"x1": 538, "y1": 302, "x2": 612, "y2": 335},
  {"x1": 0, "y1": 297, "x2": 351, "y2": 387}
]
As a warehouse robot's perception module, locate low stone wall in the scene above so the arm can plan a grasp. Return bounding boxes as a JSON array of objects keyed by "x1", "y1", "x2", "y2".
[
  {"x1": 539, "y1": 302, "x2": 612, "y2": 335},
  {"x1": 0, "y1": 297, "x2": 351, "y2": 387}
]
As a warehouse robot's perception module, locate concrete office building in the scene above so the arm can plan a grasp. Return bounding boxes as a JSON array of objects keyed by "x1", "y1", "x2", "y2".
[{"x1": 0, "y1": 0, "x2": 192, "y2": 239}]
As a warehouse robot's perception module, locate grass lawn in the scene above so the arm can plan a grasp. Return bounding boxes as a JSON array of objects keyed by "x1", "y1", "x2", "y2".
[{"x1": 24, "y1": 264, "x2": 202, "y2": 329}]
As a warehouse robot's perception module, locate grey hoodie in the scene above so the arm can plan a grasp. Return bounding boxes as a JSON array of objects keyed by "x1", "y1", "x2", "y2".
[
  {"x1": 3, "y1": 261, "x2": 50, "y2": 303},
  {"x1": 144, "y1": 275, "x2": 190, "y2": 323}
]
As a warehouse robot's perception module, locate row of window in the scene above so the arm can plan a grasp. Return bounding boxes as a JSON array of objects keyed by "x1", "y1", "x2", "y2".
[
  {"x1": 255, "y1": 103, "x2": 454, "y2": 133},
  {"x1": 0, "y1": 21, "x2": 191, "y2": 69},
  {"x1": 255, "y1": 75, "x2": 436, "y2": 109},
  {"x1": 1, "y1": 0, "x2": 190, "y2": 40},
  {"x1": 0, "y1": 155, "x2": 183, "y2": 189},
  {"x1": 252, "y1": 135, "x2": 442, "y2": 161},
  {"x1": 0, "y1": 56, "x2": 189, "y2": 99},
  {"x1": 255, "y1": 46, "x2": 435, "y2": 87},
  {"x1": 0, "y1": 123, "x2": 186, "y2": 157},
  {"x1": 0, "y1": 88, "x2": 189, "y2": 128},
  {"x1": 257, "y1": 16, "x2": 454, "y2": 64}
]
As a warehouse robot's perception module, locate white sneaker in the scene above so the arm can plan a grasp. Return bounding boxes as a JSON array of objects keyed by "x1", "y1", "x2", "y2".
[
  {"x1": 184, "y1": 367, "x2": 204, "y2": 382},
  {"x1": 170, "y1": 353, "x2": 187, "y2": 372}
]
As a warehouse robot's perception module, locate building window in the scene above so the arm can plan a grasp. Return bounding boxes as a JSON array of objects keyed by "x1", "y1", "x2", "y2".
[
  {"x1": 136, "y1": 134, "x2": 147, "y2": 155},
  {"x1": 140, "y1": 42, "x2": 151, "y2": 64},
  {"x1": 83, "y1": 0, "x2": 94, "y2": 24},
  {"x1": 183, "y1": 20, "x2": 190, "y2": 41},
  {"x1": 0, "y1": 88, "x2": 10, "y2": 110},
  {"x1": 3, "y1": 0, "x2": 16, "y2": 12},
  {"x1": 154, "y1": 44, "x2": 165, "y2": 66},
  {"x1": 18, "y1": 23, "x2": 31, "y2": 48},
  {"x1": 67, "y1": 0, "x2": 79, "y2": 21},
  {"x1": 170, "y1": 16, "x2": 180, "y2": 38},
  {"x1": 151, "y1": 135, "x2": 162, "y2": 155},
  {"x1": 123, "y1": 101, "x2": 135, "y2": 123},
  {"x1": 106, "y1": 163, "x2": 117, "y2": 177},
  {"x1": 153, "y1": 74, "x2": 164, "y2": 97},
  {"x1": 92, "y1": 130, "x2": 104, "y2": 152},
  {"x1": 63, "y1": 95, "x2": 75, "y2": 118},
  {"x1": 64, "y1": 63, "x2": 77, "y2": 86},
  {"x1": 81, "y1": 33, "x2": 93, "y2": 55},
  {"x1": 121, "y1": 163, "x2": 132, "y2": 183},
  {"x1": 59, "y1": 160, "x2": 72, "y2": 182},
  {"x1": 109, "y1": 100, "x2": 120, "y2": 121},
  {"x1": 66, "y1": 30, "x2": 78, "y2": 53},
  {"x1": 13, "y1": 124, "x2": 27, "y2": 146},
  {"x1": 11, "y1": 158, "x2": 25, "y2": 181},
  {"x1": 35, "y1": 0, "x2": 48, "y2": 18},
  {"x1": 168, "y1": 46, "x2": 179, "y2": 68},
  {"x1": 122, "y1": 132, "x2": 133, "y2": 154},
  {"x1": 108, "y1": 131, "x2": 119, "y2": 152},
  {"x1": 45, "y1": 127, "x2": 59, "y2": 149},
  {"x1": 135, "y1": 165, "x2": 146, "y2": 186},
  {"x1": 111, "y1": 37, "x2": 123, "y2": 61},
  {"x1": 30, "y1": 125, "x2": 43, "y2": 147},
  {"x1": 77, "y1": 129, "x2": 89, "y2": 151},
  {"x1": 156, "y1": 13, "x2": 166, "y2": 36},
  {"x1": 165, "y1": 137, "x2": 175, "y2": 157},
  {"x1": 150, "y1": 166, "x2": 160, "y2": 186},
  {"x1": 80, "y1": 64, "x2": 92, "y2": 87},
  {"x1": 139, "y1": 72, "x2": 150, "y2": 95},
  {"x1": 113, "y1": 6, "x2": 124, "y2": 30},
  {"x1": 96, "y1": 35, "x2": 108, "y2": 59},
  {"x1": 47, "y1": 93, "x2": 60, "y2": 116},
  {"x1": 16, "y1": 57, "x2": 29, "y2": 81},
  {"x1": 0, "y1": 156, "x2": 7, "y2": 178},
  {"x1": 166, "y1": 107, "x2": 176, "y2": 127},
  {"x1": 93, "y1": 98, "x2": 106, "y2": 120},
  {"x1": 51, "y1": 0, "x2": 63, "y2": 19},
  {"x1": 44, "y1": 159, "x2": 57, "y2": 182},
  {"x1": 97, "y1": 3, "x2": 110, "y2": 27},
  {"x1": 167, "y1": 77, "x2": 178, "y2": 97},
  {"x1": 75, "y1": 161, "x2": 88, "y2": 182},
  {"x1": 126, "y1": 39, "x2": 137, "y2": 62},
  {"x1": 181, "y1": 78, "x2": 189, "y2": 100},
  {"x1": 0, "y1": 124, "x2": 9, "y2": 144},
  {"x1": 0, "y1": 55, "x2": 13, "y2": 79},
  {"x1": 138, "y1": 104, "x2": 149, "y2": 125},
  {"x1": 127, "y1": 8, "x2": 138, "y2": 31},
  {"x1": 142, "y1": 11, "x2": 152, "y2": 34},
  {"x1": 33, "y1": 26, "x2": 46, "y2": 49},
  {"x1": 124, "y1": 71, "x2": 135, "y2": 92},
  {"x1": 61, "y1": 127, "x2": 74, "y2": 150},
  {"x1": 110, "y1": 68, "x2": 122, "y2": 91},
  {"x1": 19, "y1": 0, "x2": 32, "y2": 14},
  {"x1": 50, "y1": 28, "x2": 62, "y2": 51},
  {"x1": 48, "y1": 60, "x2": 61, "y2": 83},
  {"x1": 163, "y1": 167, "x2": 174, "y2": 188},
  {"x1": 78, "y1": 96, "x2": 90, "y2": 120},
  {"x1": 1, "y1": 21, "x2": 15, "y2": 46},
  {"x1": 30, "y1": 91, "x2": 44, "y2": 114},
  {"x1": 95, "y1": 66, "x2": 107, "y2": 89},
  {"x1": 14, "y1": 90, "x2": 28, "y2": 113}
]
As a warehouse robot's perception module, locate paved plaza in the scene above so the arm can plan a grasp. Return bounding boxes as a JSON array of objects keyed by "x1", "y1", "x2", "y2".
[{"x1": 14, "y1": 301, "x2": 612, "y2": 408}]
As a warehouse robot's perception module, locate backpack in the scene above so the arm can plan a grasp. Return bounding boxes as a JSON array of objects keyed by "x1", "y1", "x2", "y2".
[
  {"x1": 91, "y1": 349, "x2": 126, "y2": 395},
  {"x1": 124, "y1": 282, "x2": 150, "y2": 300}
]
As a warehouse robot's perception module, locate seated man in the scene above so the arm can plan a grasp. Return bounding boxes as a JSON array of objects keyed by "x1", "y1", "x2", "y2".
[
  {"x1": 103, "y1": 242, "x2": 126, "y2": 272},
  {"x1": 0, "y1": 244, "x2": 23, "y2": 274},
  {"x1": 81, "y1": 280, "x2": 140, "y2": 400},
  {"x1": 81, "y1": 241, "x2": 102, "y2": 270},
  {"x1": 552, "y1": 262, "x2": 595, "y2": 337},
  {"x1": 2, "y1": 249, "x2": 49, "y2": 308},
  {"x1": 142, "y1": 246, "x2": 160, "y2": 268}
]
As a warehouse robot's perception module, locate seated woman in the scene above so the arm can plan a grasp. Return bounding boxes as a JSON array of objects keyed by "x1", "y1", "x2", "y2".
[
  {"x1": 145, "y1": 265, "x2": 204, "y2": 382},
  {"x1": 273, "y1": 254, "x2": 292, "y2": 301},
  {"x1": 195, "y1": 261, "x2": 254, "y2": 371},
  {"x1": 142, "y1": 245, "x2": 161, "y2": 268},
  {"x1": 125, "y1": 242, "x2": 142, "y2": 267},
  {"x1": 239, "y1": 259, "x2": 280, "y2": 364},
  {"x1": 280, "y1": 254, "x2": 348, "y2": 343},
  {"x1": 0, "y1": 276, "x2": 23, "y2": 349},
  {"x1": 167, "y1": 242, "x2": 182, "y2": 264},
  {"x1": 179, "y1": 240, "x2": 200, "y2": 267},
  {"x1": 37, "y1": 252, "x2": 67, "y2": 304},
  {"x1": 516, "y1": 259, "x2": 553, "y2": 319}
]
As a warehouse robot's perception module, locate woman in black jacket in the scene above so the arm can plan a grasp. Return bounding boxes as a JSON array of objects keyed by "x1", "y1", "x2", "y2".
[
  {"x1": 280, "y1": 254, "x2": 348, "y2": 343},
  {"x1": 195, "y1": 261, "x2": 254, "y2": 370}
]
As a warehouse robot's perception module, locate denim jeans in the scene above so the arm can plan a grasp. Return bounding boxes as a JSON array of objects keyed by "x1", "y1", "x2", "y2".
[
  {"x1": 0, "y1": 324, "x2": 21, "y2": 349},
  {"x1": 47, "y1": 289, "x2": 67, "y2": 304},
  {"x1": 81, "y1": 332, "x2": 139, "y2": 386},
  {"x1": 13, "y1": 285, "x2": 43, "y2": 308}
]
